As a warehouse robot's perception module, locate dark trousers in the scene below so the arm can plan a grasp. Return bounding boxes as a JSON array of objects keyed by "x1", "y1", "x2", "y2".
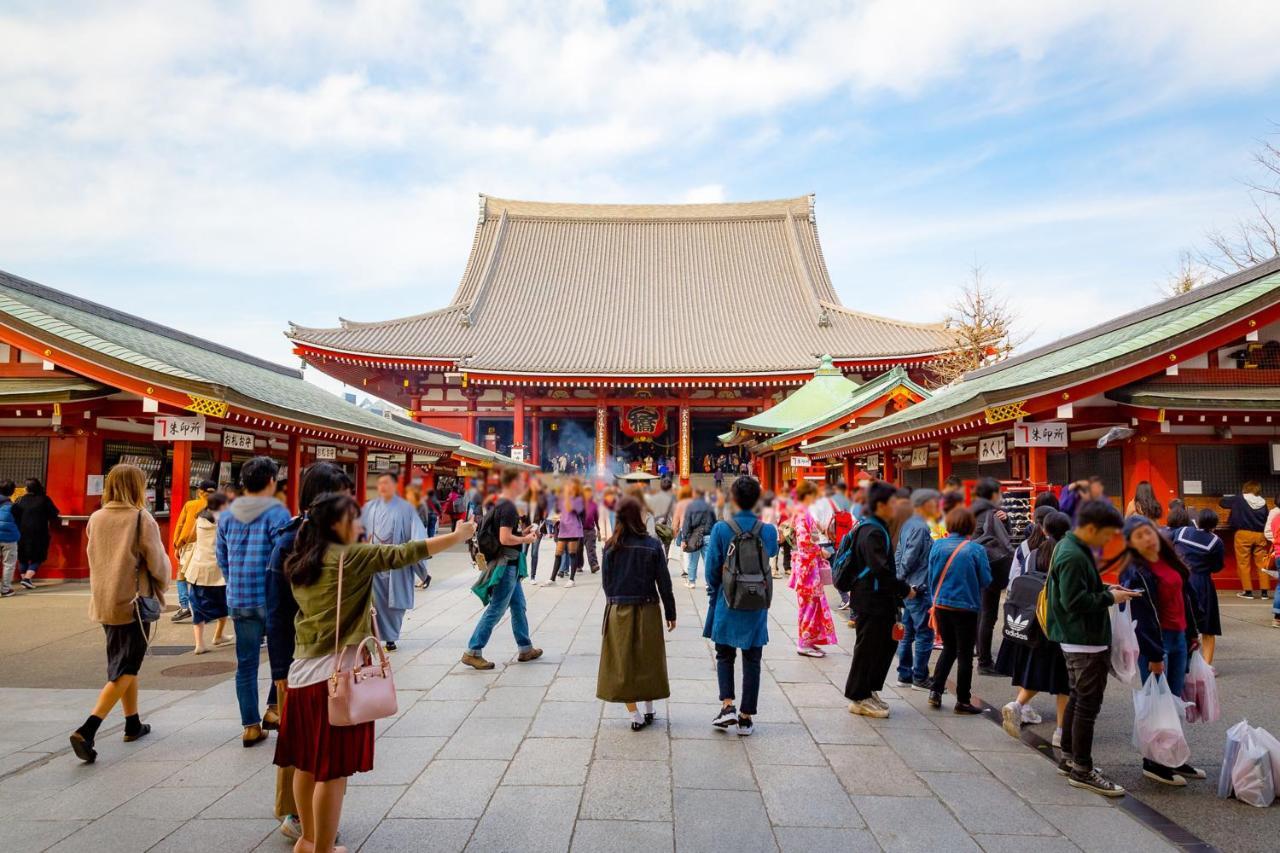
[
  {"x1": 715, "y1": 644, "x2": 762, "y2": 715},
  {"x1": 845, "y1": 610, "x2": 898, "y2": 701},
  {"x1": 583, "y1": 530, "x2": 600, "y2": 573},
  {"x1": 976, "y1": 584, "x2": 1002, "y2": 666},
  {"x1": 930, "y1": 608, "x2": 978, "y2": 703},
  {"x1": 528, "y1": 532, "x2": 546, "y2": 579},
  {"x1": 1061, "y1": 651, "x2": 1110, "y2": 772}
]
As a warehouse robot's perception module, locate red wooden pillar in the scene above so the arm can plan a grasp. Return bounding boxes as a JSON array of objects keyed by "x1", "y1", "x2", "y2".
[
  {"x1": 400, "y1": 451, "x2": 415, "y2": 497},
  {"x1": 409, "y1": 393, "x2": 421, "y2": 421},
  {"x1": 169, "y1": 438, "x2": 192, "y2": 577},
  {"x1": 530, "y1": 412, "x2": 540, "y2": 468},
  {"x1": 882, "y1": 449, "x2": 895, "y2": 485},
  {"x1": 466, "y1": 394, "x2": 478, "y2": 444},
  {"x1": 512, "y1": 392, "x2": 525, "y2": 452},
  {"x1": 356, "y1": 446, "x2": 369, "y2": 504},
  {"x1": 1028, "y1": 447, "x2": 1047, "y2": 485},
  {"x1": 286, "y1": 433, "x2": 302, "y2": 514},
  {"x1": 937, "y1": 440, "x2": 952, "y2": 491}
]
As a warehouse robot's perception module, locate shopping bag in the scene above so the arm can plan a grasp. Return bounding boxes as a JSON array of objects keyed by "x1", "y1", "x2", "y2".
[
  {"x1": 1131, "y1": 673, "x2": 1190, "y2": 769},
  {"x1": 1250, "y1": 725, "x2": 1280, "y2": 793},
  {"x1": 1109, "y1": 606, "x2": 1141, "y2": 689},
  {"x1": 1183, "y1": 651, "x2": 1219, "y2": 724},
  {"x1": 1231, "y1": 727, "x2": 1276, "y2": 808},
  {"x1": 1219, "y1": 719, "x2": 1251, "y2": 798}
]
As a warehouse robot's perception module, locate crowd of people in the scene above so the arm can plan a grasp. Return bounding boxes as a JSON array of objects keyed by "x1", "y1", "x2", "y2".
[
  {"x1": 0, "y1": 477, "x2": 62, "y2": 597},
  {"x1": 59, "y1": 455, "x2": 1279, "y2": 850}
]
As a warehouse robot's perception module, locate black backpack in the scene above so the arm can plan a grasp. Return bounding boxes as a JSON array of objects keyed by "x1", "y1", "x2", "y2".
[
  {"x1": 722, "y1": 518, "x2": 772, "y2": 611},
  {"x1": 1002, "y1": 571, "x2": 1046, "y2": 648},
  {"x1": 830, "y1": 523, "x2": 860, "y2": 592},
  {"x1": 475, "y1": 505, "x2": 503, "y2": 564}
]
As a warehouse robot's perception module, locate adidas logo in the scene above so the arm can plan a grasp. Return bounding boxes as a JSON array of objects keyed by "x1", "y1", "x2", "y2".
[{"x1": 1006, "y1": 614, "x2": 1029, "y2": 631}]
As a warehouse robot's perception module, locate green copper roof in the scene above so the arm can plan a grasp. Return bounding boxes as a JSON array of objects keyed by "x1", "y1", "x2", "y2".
[
  {"x1": 722, "y1": 356, "x2": 860, "y2": 443},
  {"x1": 762, "y1": 366, "x2": 931, "y2": 450},
  {"x1": 0, "y1": 269, "x2": 471, "y2": 456},
  {"x1": 807, "y1": 262, "x2": 1280, "y2": 455}
]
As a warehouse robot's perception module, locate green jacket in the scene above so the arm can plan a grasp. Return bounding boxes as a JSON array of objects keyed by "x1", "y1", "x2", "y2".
[
  {"x1": 293, "y1": 540, "x2": 429, "y2": 659},
  {"x1": 471, "y1": 551, "x2": 528, "y2": 605},
  {"x1": 1045, "y1": 532, "x2": 1114, "y2": 647}
]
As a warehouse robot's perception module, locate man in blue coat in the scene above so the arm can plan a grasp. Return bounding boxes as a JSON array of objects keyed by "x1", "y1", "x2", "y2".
[
  {"x1": 703, "y1": 476, "x2": 778, "y2": 737},
  {"x1": 361, "y1": 473, "x2": 429, "y2": 651}
]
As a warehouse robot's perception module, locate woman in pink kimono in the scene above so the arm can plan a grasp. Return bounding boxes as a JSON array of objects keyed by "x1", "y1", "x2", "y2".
[{"x1": 790, "y1": 481, "x2": 838, "y2": 657}]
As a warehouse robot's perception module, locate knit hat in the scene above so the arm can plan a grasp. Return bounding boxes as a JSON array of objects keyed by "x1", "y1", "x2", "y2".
[
  {"x1": 1122, "y1": 513, "x2": 1157, "y2": 540},
  {"x1": 911, "y1": 488, "x2": 940, "y2": 508}
]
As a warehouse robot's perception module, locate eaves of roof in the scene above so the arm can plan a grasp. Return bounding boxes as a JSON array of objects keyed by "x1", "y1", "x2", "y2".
[{"x1": 763, "y1": 367, "x2": 930, "y2": 450}]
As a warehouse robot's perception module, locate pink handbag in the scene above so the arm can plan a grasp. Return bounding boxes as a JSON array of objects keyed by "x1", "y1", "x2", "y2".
[{"x1": 326, "y1": 551, "x2": 398, "y2": 726}]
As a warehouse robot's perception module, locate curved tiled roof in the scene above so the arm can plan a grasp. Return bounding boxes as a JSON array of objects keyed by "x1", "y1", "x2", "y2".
[{"x1": 288, "y1": 194, "x2": 951, "y2": 376}]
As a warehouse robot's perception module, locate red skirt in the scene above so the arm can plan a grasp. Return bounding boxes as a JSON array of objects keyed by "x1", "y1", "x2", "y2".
[{"x1": 273, "y1": 681, "x2": 375, "y2": 782}]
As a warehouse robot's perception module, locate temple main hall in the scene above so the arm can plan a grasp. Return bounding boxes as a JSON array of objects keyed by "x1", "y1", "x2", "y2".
[{"x1": 287, "y1": 194, "x2": 954, "y2": 483}]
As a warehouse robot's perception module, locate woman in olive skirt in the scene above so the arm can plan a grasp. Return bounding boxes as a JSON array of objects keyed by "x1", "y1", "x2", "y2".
[{"x1": 597, "y1": 497, "x2": 677, "y2": 731}]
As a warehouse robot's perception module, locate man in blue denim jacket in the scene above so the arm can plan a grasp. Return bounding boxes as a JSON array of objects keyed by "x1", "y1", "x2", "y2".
[{"x1": 895, "y1": 489, "x2": 940, "y2": 690}]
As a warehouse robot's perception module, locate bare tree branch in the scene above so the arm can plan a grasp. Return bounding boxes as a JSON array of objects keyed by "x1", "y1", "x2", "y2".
[
  {"x1": 1198, "y1": 131, "x2": 1280, "y2": 272},
  {"x1": 1161, "y1": 250, "x2": 1206, "y2": 298},
  {"x1": 927, "y1": 265, "x2": 1024, "y2": 387}
]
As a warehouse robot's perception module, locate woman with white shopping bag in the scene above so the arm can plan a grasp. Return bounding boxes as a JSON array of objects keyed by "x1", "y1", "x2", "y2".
[{"x1": 1114, "y1": 515, "x2": 1205, "y2": 787}]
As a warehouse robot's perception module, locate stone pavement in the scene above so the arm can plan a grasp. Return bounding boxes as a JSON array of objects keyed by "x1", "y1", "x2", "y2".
[{"x1": 0, "y1": 546, "x2": 1184, "y2": 853}]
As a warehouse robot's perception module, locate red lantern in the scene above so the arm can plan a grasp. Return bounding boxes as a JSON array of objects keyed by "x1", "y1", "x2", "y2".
[{"x1": 619, "y1": 405, "x2": 666, "y2": 438}]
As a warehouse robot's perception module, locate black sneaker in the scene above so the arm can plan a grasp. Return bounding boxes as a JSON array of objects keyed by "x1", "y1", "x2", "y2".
[
  {"x1": 1056, "y1": 758, "x2": 1072, "y2": 776},
  {"x1": 1068, "y1": 767, "x2": 1126, "y2": 797},
  {"x1": 927, "y1": 691, "x2": 942, "y2": 709},
  {"x1": 20, "y1": 579, "x2": 35, "y2": 590},
  {"x1": 1173, "y1": 762, "x2": 1207, "y2": 780},
  {"x1": 953, "y1": 702, "x2": 982, "y2": 715},
  {"x1": 736, "y1": 716, "x2": 754, "y2": 736},
  {"x1": 1142, "y1": 759, "x2": 1187, "y2": 787},
  {"x1": 385, "y1": 642, "x2": 397, "y2": 652},
  {"x1": 1237, "y1": 591, "x2": 1255, "y2": 599},
  {"x1": 911, "y1": 677, "x2": 931, "y2": 691},
  {"x1": 1261, "y1": 590, "x2": 1271, "y2": 600},
  {"x1": 123, "y1": 723, "x2": 151, "y2": 743},
  {"x1": 171, "y1": 607, "x2": 192, "y2": 623},
  {"x1": 896, "y1": 676, "x2": 914, "y2": 688},
  {"x1": 0, "y1": 589, "x2": 14, "y2": 598},
  {"x1": 712, "y1": 705, "x2": 739, "y2": 729},
  {"x1": 69, "y1": 732, "x2": 97, "y2": 764}
]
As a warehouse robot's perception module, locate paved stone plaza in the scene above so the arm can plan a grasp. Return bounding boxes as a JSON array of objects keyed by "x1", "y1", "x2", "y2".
[{"x1": 0, "y1": 549, "x2": 1188, "y2": 852}]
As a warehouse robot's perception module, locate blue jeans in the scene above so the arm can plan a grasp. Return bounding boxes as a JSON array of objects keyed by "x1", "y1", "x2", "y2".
[
  {"x1": 467, "y1": 564, "x2": 532, "y2": 655},
  {"x1": 230, "y1": 606, "x2": 267, "y2": 726},
  {"x1": 1138, "y1": 628, "x2": 1189, "y2": 698},
  {"x1": 897, "y1": 592, "x2": 934, "y2": 683},
  {"x1": 686, "y1": 545, "x2": 707, "y2": 584},
  {"x1": 176, "y1": 578, "x2": 191, "y2": 610}
]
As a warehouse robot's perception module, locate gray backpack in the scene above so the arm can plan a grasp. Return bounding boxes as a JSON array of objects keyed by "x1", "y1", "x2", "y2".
[{"x1": 722, "y1": 518, "x2": 772, "y2": 611}]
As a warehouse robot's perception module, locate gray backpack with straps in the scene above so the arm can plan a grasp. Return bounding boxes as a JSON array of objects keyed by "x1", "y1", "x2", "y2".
[{"x1": 722, "y1": 518, "x2": 772, "y2": 611}]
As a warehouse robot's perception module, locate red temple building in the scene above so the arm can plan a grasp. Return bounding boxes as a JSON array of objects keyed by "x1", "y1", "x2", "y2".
[{"x1": 287, "y1": 194, "x2": 955, "y2": 483}]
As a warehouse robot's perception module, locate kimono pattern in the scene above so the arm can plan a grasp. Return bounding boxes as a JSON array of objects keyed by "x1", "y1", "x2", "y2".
[{"x1": 789, "y1": 509, "x2": 837, "y2": 649}]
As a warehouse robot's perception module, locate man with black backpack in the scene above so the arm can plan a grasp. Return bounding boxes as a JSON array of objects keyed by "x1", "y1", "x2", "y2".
[
  {"x1": 842, "y1": 481, "x2": 911, "y2": 718},
  {"x1": 461, "y1": 470, "x2": 543, "y2": 671},
  {"x1": 972, "y1": 477, "x2": 1015, "y2": 674},
  {"x1": 679, "y1": 488, "x2": 717, "y2": 590},
  {"x1": 702, "y1": 476, "x2": 778, "y2": 736}
]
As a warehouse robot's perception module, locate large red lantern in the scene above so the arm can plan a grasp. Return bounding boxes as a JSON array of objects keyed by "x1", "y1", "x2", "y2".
[{"x1": 619, "y1": 405, "x2": 666, "y2": 438}]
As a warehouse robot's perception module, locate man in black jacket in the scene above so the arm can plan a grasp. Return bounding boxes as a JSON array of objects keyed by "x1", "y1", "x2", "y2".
[
  {"x1": 679, "y1": 489, "x2": 717, "y2": 590},
  {"x1": 844, "y1": 481, "x2": 911, "y2": 718},
  {"x1": 971, "y1": 477, "x2": 1014, "y2": 673}
]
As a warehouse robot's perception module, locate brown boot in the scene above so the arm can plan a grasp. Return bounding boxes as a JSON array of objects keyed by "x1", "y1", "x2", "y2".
[
  {"x1": 517, "y1": 648, "x2": 544, "y2": 663},
  {"x1": 460, "y1": 652, "x2": 495, "y2": 670},
  {"x1": 242, "y1": 724, "x2": 268, "y2": 747},
  {"x1": 262, "y1": 706, "x2": 281, "y2": 731}
]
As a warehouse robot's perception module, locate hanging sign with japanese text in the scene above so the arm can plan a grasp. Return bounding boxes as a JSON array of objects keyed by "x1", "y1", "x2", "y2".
[
  {"x1": 864, "y1": 453, "x2": 880, "y2": 473},
  {"x1": 510, "y1": 447, "x2": 525, "y2": 463},
  {"x1": 222, "y1": 430, "x2": 255, "y2": 451},
  {"x1": 978, "y1": 435, "x2": 1007, "y2": 463},
  {"x1": 790, "y1": 455, "x2": 812, "y2": 468},
  {"x1": 154, "y1": 415, "x2": 206, "y2": 441},
  {"x1": 315, "y1": 445, "x2": 337, "y2": 460},
  {"x1": 910, "y1": 447, "x2": 929, "y2": 468},
  {"x1": 1012, "y1": 422, "x2": 1068, "y2": 448}
]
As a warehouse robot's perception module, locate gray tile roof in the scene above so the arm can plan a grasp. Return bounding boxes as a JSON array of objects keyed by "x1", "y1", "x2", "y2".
[{"x1": 288, "y1": 194, "x2": 952, "y2": 376}]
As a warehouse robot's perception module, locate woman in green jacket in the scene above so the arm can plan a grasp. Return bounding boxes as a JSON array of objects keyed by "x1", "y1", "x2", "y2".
[{"x1": 277, "y1": 493, "x2": 474, "y2": 853}]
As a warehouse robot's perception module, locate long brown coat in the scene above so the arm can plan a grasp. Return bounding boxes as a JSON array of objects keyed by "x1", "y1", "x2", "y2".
[{"x1": 86, "y1": 502, "x2": 170, "y2": 625}]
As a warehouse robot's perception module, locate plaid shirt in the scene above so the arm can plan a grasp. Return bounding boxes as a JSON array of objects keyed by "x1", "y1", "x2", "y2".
[{"x1": 217, "y1": 502, "x2": 292, "y2": 610}]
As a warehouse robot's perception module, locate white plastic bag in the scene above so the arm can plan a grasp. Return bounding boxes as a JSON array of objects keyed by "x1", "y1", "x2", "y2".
[
  {"x1": 1132, "y1": 673, "x2": 1190, "y2": 769},
  {"x1": 1183, "y1": 650, "x2": 1220, "y2": 724},
  {"x1": 1231, "y1": 727, "x2": 1276, "y2": 808},
  {"x1": 1250, "y1": 725, "x2": 1280, "y2": 792},
  {"x1": 1220, "y1": 719, "x2": 1250, "y2": 798},
  {"x1": 1109, "y1": 606, "x2": 1141, "y2": 689}
]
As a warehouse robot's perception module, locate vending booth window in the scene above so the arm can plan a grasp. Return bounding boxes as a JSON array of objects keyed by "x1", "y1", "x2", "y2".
[{"x1": 0, "y1": 438, "x2": 49, "y2": 486}]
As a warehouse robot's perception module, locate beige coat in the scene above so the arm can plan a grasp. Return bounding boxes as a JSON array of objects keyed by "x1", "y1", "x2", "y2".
[
  {"x1": 86, "y1": 502, "x2": 170, "y2": 626},
  {"x1": 183, "y1": 515, "x2": 224, "y2": 587}
]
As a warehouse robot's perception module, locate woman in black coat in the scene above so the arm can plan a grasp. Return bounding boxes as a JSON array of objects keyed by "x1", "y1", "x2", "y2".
[{"x1": 13, "y1": 478, "x2": 59, "y2": 586}]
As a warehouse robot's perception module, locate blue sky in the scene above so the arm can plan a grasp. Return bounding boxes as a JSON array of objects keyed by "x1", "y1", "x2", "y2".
[{"x1": 2, "y1": 1, "x2": 1280, "y2": 394}]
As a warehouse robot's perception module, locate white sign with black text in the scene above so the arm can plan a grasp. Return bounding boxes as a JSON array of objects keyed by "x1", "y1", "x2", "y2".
[
  {"x1": 510, "y1": 447, "x2": 525, "y2": 463},
  {"x1": 909, "y1": 447, "x2": 929, "y2": 468},
  {"x1": 790, "y1": 455, "x2": 812, "y2": 468},
  {"x1": 222, "y1": 430, "x2": 256, "y2": 451},
  {"x1": 1013, "y1": 422, "x2": 1068, "y2": 448},
  {"x1": 154, "y1": 415, "x2": 206, "y2": 442},
  {"x1": 315, "y1": 445, "x2": 337, "y2": 461},
  {"x1": 978, "y1": 435, "x2": 1007, "y2": 463}
]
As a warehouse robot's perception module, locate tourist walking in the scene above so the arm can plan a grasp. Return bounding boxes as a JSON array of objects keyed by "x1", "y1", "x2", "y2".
[
  {"x1": 998, "y1": 509, "x2": 1073, "y2": 746},
  {"x1": 549, "y1": 478, "x2": 584, "y2": 587},
  {"x1": 265, "y1": 461, "x2": 355, "y2": 844},
  {"x1": 1220, "y1": 480, "x2": 1271, "y2": 599},
  {"x1": 844, "y1": 481, "x2": 910, "y2": 719},
  {"x1": 703, "y1": 476, "x2": 778, "y2": 736},
  {"x1": 276, "y1": 492, "x2": 473, "y2": 853},
  {"x1": 895, "y1": 488, "x2": 940, "y2": 690},
  {"x1": 0, "y1": 480, "x2": 19, "y2": 598},
  {"x1": 526, "y1": 476, "x2": 551, "y2": 581},
  {"x1": 790, "y1": 481, "x2": 837, "y2": 657},
  {"x1": 645, "y1": 477, "x2": 677, "y2": 557},
  {"x1": 582, "y1": 484, "x2": 602, "y2": 574},
  {"x1": 1114, "y1": 514, "x2": 1206, "y2": 786},
  {"x1": 671, "y1": 485, "x2": 693, "y2": 577},
  {"x1": 217, "y1": 456, "x2": 293, "y2": 747},
  {"x1": 679, "y1": 488, "x2": 717, "y2": 590},
  {"x1": 462, "y1": 470, "x2": 542, "y2": 670},
  {"x1": 597, "y1": 496, "x2": 676, "y2": 730},
  {"x1": 1044, "y1": 500, "x2": 1137, "y2": 797},
  {"x1": 70, "y1": 464, "x2": 169, "y2": 763},
  {"x1": 13, "y1": 477, "x2": 59, "y2": 588},
  {"x1": 971, "y1": 477, "x2": 1014, "y2": 674},
  {"x1": 169, "y1": 479, "x2": 216, "y2": 622},
  {"x1": 1171, "y1": 506, "x2": 1223, "y2": 665},
  {"x1": 926, "y1": 507, "x2": 991, "y2": 714},
  {"x1": 185, "y1": 492, "x2": 231, "y2": 654},
  {"x1": 361, "y1": 473, "x2": 428, "y2": 651}
]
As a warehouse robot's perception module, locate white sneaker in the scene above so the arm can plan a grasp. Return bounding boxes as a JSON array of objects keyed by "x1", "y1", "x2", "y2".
[
  {"x1": 564, "y1": 580, "x2": 576, "y2": 588},
  {"x1": 848, "y1": 699, "x2": 889, "y2": 719},
  {"x1": 869, "y1": 692, "x2": 889, "y2": 710},
  {"x1": 542, "y1": 579, "x2": 556, "y2": 587},
  {"x1": 1001, "y1": 702, "x2": 1021, "y2": 738},
  {"x1": 685, "y1": 581, "x2": 696, "y2": 589},
  {"x1": 1052, "y1": 727, "x2": 1063, "y2": 748},
  {"x1": 1020, "y1": 705, "x2": 1043, "y2": 725},
  {"x1": 279, "y1": 815, "x2": 302, "y2": 841}
]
